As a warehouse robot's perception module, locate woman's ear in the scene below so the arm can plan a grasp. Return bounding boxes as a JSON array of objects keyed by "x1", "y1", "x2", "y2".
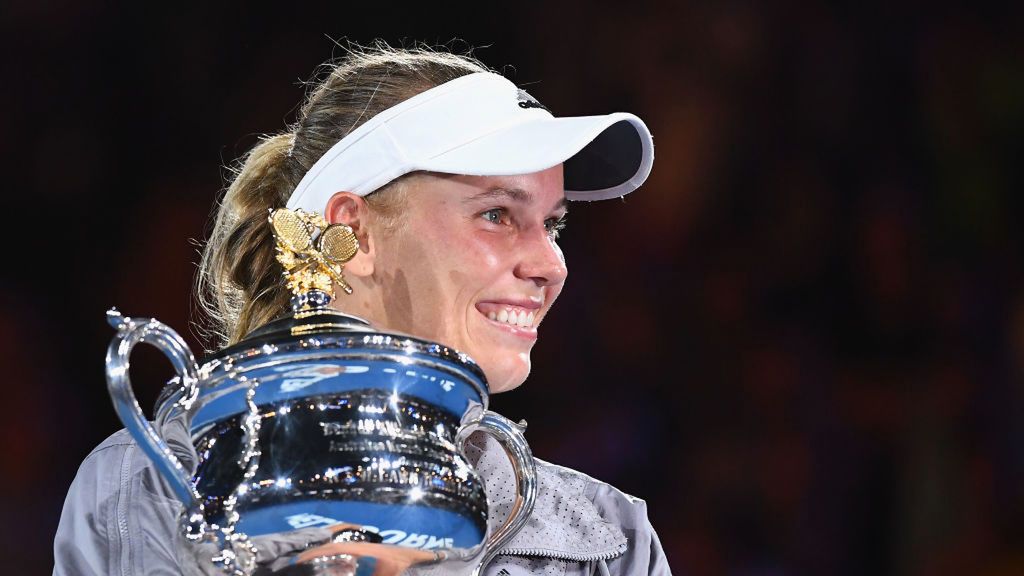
[{"x1": 324, "y1": 192, "x2": 375, "y2": 278}]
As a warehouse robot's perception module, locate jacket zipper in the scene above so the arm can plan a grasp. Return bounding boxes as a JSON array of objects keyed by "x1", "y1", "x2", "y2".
[{"x1": 497, "y1": 541, "x2": 628, "y2": 563}]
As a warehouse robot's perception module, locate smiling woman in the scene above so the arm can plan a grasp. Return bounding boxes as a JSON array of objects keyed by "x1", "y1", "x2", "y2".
[
  {"x1": 53, "y1": 44, "x2": 668, "y2": 576},
  {"x1": 324, "y1": 169, "x2": 568, "y2": 394}
]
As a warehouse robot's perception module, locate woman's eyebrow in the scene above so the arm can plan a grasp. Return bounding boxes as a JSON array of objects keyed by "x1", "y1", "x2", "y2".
[
  {"x1": 464, "y1": 188, "x2": 570, "y2": 212},
  {"x1": 463, "y1": 187, "x2": 532, "y2": 204}
]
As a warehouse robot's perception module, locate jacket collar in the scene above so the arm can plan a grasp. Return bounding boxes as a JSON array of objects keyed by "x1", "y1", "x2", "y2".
[{"x1": 465, "y1": 431, "x2": 628, "y2": 562}]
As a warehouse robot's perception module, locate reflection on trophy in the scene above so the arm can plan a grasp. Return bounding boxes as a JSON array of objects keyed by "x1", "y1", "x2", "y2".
[{"x1": 104, "y1": 208, "x2": 536, "y2": 575}]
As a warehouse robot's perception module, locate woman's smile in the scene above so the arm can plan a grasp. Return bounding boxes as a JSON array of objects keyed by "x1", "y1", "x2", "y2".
[
  {"x1": 336, "y1": 166, "x2": 568, "y2": 393},
  {"x1": 475, "y1": 298, "x2": 544, "y2": 336}
]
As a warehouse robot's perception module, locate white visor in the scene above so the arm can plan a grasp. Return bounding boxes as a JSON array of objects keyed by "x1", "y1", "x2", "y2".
[{"x1": 286, "y1": 72, "x2": 654, "y2": 214}]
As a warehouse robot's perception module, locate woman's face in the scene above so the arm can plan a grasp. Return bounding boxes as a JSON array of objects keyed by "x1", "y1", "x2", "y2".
[{"x1": 361, "y1": 165, "x2": 568, "y2": 393}]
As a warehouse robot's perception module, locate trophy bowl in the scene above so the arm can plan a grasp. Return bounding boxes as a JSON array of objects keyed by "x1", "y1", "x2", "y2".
[{"x1": 105, "y1": 214, "x2": 536, "y2": 576}]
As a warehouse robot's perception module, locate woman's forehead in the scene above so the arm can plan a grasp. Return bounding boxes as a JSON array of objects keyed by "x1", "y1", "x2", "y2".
[{"x1": 415, "y1": 169, "x2": 567, "y2": 209}]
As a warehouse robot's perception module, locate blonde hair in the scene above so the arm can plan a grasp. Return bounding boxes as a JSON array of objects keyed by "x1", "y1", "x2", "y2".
[{"x1": 196, "y1": 44, "x2": 490, "y2": 348}]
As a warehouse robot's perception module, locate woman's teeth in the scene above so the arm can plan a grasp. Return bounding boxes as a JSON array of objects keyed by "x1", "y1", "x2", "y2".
[{"x1": 487, "y1": 309, "x2": 536, "y2": 328}]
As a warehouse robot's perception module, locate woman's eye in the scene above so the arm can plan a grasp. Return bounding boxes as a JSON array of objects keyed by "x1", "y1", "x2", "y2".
[{"x1": 480, "y1": 208, "x2": 505, "y2": 224}]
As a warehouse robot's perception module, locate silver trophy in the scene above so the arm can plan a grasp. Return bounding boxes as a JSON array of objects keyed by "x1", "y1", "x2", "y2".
[{"x1": 104, "y1": 209, "x2": 536, "y2": 576}]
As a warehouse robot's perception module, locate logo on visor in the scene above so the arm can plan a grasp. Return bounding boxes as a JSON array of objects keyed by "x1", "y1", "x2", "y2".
[{"x1": 516, "y1": 88, "x2": 550, "y2": 112}]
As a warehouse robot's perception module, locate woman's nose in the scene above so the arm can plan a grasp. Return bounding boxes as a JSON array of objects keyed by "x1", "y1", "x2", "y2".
[{"x1": 514, "y1": 230, "x2": 568, "y2": 287}]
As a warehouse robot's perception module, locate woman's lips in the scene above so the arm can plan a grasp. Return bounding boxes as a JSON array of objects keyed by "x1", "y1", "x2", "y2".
[{"x1": 475, "y1": 301, "x2": 541, "y2": 328}]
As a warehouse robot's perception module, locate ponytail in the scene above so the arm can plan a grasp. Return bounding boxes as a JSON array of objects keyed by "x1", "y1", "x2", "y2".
[
  {"x1": 196, "y1": 44, "x2": 490, "y2": 349},
  {"x1": 196, "y1": 133, "x2": 298, "y2": 346}
]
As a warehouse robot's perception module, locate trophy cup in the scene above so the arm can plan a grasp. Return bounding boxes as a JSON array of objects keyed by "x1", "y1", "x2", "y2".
[{"x1": 104, "y1": 209, "x2": 536, "y2": 575}]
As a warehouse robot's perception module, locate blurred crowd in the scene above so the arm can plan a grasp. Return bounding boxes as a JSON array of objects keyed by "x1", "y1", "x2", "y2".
[{"x1": 2, "y1": 2, "x2": 1021, "y2": 575}]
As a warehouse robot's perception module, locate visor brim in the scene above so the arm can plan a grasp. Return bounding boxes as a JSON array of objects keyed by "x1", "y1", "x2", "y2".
[{"x1": 418, "y1": 112, "x2": 654, "y2": 201}]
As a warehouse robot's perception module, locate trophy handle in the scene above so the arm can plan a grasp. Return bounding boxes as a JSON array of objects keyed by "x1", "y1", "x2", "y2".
[
  {"x1": 104, "y1": 308, "x2": 201, "y2": 510},
  {"x1": 456, "y1": 409, "x2": 537, "y2": 576}
]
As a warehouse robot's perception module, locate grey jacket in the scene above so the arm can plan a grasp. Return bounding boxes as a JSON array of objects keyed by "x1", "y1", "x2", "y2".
[{"x1": 53, "y1": 427, "x2": 671, "y2": 576}]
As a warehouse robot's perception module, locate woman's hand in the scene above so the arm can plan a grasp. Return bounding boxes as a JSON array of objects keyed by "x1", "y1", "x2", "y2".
[
  {"x1": 284, "y1": 540, "x2": 438, "y2": 576},
  {"x1": 179, "y1": 523, "x2": 437, "y2": 576}
]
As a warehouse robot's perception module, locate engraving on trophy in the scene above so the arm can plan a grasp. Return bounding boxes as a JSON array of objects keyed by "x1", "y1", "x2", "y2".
[
  {"x1": 320, "y1": 421, "x2": 344, "y2": 436},
  {"x1": 190, "y1": 390, "x2": 489, "y2": 540},
  {"x1": 328, "y1": 438, "x2": 400, "y2": 453}
]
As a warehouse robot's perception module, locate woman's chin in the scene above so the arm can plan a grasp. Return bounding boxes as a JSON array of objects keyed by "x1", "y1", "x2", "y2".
[{"x1": 478, "y1": 354, "x2": 531, "y2": 394}]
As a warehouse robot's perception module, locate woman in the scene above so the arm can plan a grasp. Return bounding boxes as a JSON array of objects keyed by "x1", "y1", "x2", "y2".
[{"x1": 54, "y1": 46, "x2": 669, "y2": 576}]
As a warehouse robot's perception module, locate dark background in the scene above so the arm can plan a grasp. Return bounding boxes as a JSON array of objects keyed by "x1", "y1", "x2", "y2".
[{"x1": 3, "y1": 1, "x2": 1023, "y2": 574}]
